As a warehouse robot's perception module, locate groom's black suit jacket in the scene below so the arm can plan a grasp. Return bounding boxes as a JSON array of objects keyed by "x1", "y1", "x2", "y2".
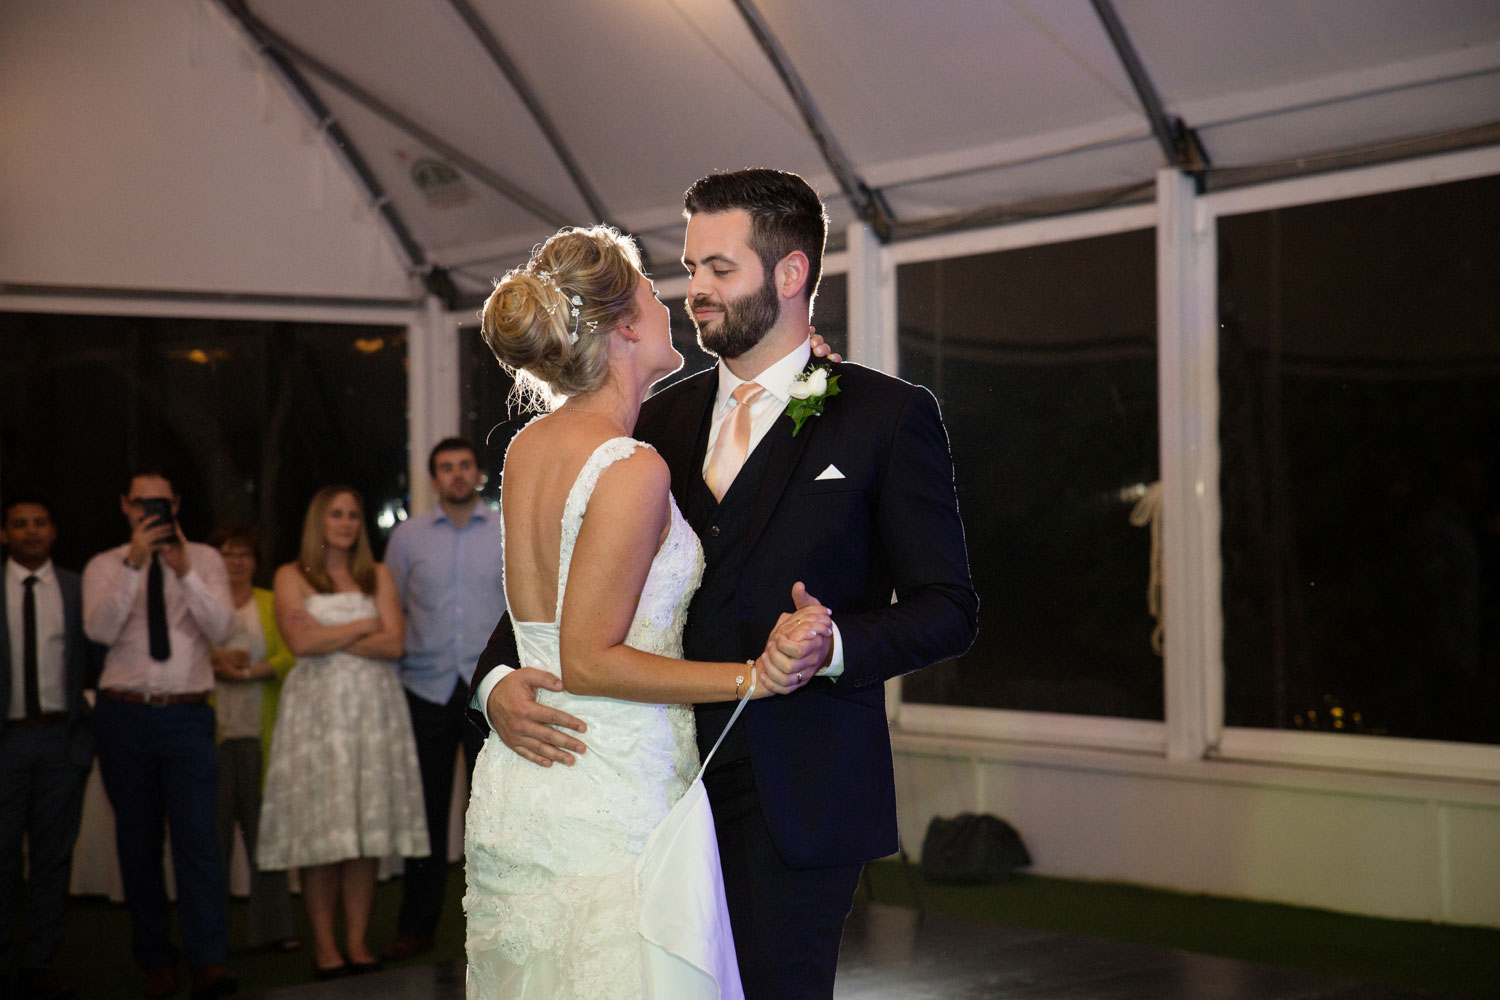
[{"x1": 471, "y1": 360, "x2": 977, "y2": 869}]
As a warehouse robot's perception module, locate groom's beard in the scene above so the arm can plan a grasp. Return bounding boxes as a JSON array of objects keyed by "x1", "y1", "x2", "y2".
[{"x1": 689, "y1": 273, "x2": 780, "y2": 361}]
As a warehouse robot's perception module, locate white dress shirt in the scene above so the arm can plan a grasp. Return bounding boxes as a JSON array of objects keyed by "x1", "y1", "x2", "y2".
[
  {"x1": 5, "y1": 558, "x2": 67, "y2": 718},
  {"x1": 701, "y1": 339, "x2": 816, "y2": 483},
  {"x1": 82, "y1": 541, "x2": 235, "y2": 695}
]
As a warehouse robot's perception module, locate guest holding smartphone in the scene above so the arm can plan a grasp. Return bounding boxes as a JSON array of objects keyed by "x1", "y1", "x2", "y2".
[{"x1": 81, "y1": 468, "x2": 237, "y2": 1000}]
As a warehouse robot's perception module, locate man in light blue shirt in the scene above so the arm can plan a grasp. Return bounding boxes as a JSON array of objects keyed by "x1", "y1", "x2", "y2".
[{"x1": 380, "y1": 438, "x2": 504, "y2": 961}]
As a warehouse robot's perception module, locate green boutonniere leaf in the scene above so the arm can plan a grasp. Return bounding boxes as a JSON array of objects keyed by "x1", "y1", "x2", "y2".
[{"x1": 784, "y1": 368, "x2": 841, "y2": 436}]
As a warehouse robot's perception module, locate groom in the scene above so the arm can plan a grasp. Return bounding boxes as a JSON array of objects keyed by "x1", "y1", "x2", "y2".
[{"x1": 471, "y1": 167, "x2": 978, "y2": 998}]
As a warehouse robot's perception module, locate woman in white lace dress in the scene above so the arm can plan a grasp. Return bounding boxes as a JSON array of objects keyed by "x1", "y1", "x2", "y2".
[
  {"x1": 258, "y1": 486, "x2": 428, "y2": 978},
  {"x1": 464, "y1": 226, "x2": 831, "y2": 999}
]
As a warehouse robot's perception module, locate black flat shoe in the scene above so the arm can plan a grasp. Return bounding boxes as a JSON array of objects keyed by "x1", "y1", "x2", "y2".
[
  {"x1": 348, "y1": 961, "x2": 383, "y2": 976},
  {"x1": 312, "y1": 963, "x2": 347, "y2": 980}
]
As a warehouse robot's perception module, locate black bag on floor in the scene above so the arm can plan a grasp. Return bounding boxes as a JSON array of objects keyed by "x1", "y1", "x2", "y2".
[{"x1": 919, "y1": 812, "x2": 1031, "y2": 885}]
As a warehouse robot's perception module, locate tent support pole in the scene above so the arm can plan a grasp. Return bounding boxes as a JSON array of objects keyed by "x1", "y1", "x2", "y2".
[
  {"x1": 227, "y1": 0, "x2": 574, "y2": 232},
  {"x1": 216, "y1": 0, "x2": 433, "y2": 280},
  {"x1": 1089, "y1": 0, "x2": 1210, "y2": 176},
  {"x1": 442, "y1": 0, "x2": 609, "y2": 226},
  {"x1": 727, "y1": 0, "x2": 896, "y2": 241}
]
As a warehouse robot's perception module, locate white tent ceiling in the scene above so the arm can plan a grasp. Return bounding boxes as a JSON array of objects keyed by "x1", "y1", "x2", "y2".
[{"x1": 3, "y1": 0, "x2": 1498, "y2": 305}]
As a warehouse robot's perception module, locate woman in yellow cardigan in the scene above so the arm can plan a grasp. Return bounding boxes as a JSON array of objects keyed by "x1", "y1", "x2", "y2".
[{"x1": 209, "y1": 523, "x2": 300, "y2": 952}]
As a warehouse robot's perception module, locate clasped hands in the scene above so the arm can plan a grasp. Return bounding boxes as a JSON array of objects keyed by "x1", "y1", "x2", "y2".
[
  {"x1": 752, "y1": 581, "x2": 832, "y2": 696},
  {"x1": 210, "y1": 648, "x2": 266, "y2": 682}
]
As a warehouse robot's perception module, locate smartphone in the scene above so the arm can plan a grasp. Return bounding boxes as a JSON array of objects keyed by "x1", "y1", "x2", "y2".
[{"x1": 139, "y1": 497, "x2": 178, "y2": 542}]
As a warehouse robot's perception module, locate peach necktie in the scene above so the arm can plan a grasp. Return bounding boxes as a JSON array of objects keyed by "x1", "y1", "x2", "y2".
[{"x1": 706, "y1": 381, "x2": 765, "y2": 501}]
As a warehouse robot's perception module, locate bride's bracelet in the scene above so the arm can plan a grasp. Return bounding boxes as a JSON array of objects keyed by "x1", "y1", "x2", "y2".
[{"x1": 734, "y1": 660, "x2": 757, "y2": 701}]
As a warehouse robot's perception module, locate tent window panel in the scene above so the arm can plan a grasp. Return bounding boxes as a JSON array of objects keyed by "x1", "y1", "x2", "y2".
[
  {"x1": 0, "y1": 315, "x2": 408, "y2": 572},
  {"x1": 1219, "y1": 173, "x2": 1500, "y2": 746},
  {"x1": 897, "y1": 230, "x2": 1163, "y2": 719},
  {"x1": 461, "y1": 320, "x2": 519, "y2": 507}
]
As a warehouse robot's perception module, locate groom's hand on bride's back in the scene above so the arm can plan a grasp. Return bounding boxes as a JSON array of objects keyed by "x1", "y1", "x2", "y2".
[{"x1": 488, "y1": 667, "x2": 589, "y2": 767}]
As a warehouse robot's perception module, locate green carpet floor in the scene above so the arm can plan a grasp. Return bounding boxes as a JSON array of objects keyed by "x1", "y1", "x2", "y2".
[
  {"x1": 18, "y1": 863, "x2": 1500, "y2": 998},
  {"x1": 861, "y1": 862, "x2": 1500, "y2": 999}
]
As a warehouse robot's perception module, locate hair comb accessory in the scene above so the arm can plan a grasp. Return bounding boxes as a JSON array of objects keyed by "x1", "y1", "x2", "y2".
[{"x1": 534, "y1": 269, "x2": 585, "y2": 344}]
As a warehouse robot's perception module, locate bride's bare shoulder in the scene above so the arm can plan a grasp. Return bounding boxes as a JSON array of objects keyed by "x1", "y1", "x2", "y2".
[
  {"x1": 504, "y1": 412, "x2": 657, "y2": 483},
  {"x1": 508, "y1": 410, "x2": 616, "y2": 451},
  {"x1": 503, "y1": 412, "x2": 580, "y2": 469}
]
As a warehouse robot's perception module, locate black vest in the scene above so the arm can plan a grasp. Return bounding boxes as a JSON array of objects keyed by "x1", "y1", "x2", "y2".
[{"x1": 683, "y1": 434, "x2": 778, "y2": 768}]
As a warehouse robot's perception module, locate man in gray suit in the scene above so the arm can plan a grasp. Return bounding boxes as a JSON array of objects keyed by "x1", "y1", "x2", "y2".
[{"x1": 0, "y1": 496, "x2": 96, "y2": 1000}]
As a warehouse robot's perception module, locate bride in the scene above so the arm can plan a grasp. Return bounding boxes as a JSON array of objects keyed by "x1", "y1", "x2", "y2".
[{"x1": 463, "y1": 225, "x2": 831, "y2": 999}]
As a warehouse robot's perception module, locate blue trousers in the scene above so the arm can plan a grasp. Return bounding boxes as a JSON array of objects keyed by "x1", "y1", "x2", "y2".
[
  {"x1": 94, "y1": 698, "x2": 228, "y2": 971},
  {"x1": 0, "y1": 725, "x2": 90, "y2": 972}
]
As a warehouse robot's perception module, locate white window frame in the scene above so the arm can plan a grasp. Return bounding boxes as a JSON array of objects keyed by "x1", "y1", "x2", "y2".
[{"x1": 0, "y1": 291, "x2": 417, "y2": 328}]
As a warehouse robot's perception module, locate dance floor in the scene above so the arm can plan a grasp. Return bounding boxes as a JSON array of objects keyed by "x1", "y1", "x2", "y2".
[{"x1": 251, "y1": 901, "x2": 1454, "y2": 1000}]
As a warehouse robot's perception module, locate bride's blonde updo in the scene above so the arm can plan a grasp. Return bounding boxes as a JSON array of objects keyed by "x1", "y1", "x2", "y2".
[{"x1": 480, "y1": 225, "x2": 644, "y2": 403}]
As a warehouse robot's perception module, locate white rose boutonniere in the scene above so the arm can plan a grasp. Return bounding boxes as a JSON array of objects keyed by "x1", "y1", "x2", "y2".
[{"x1": 784, "y1": 364, "x2": 841, "y2": 436}]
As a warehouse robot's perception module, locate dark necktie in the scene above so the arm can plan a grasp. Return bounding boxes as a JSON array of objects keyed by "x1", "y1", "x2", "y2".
[
  {"x1": 147, "y1": 554, "x2": 171, "y2": 662},
  {"x1": 22, "y1": 574, "x2": 41, "y2": 718}
]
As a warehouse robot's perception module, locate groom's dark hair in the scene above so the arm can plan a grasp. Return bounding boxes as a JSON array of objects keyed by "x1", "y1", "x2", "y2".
[{"x1": 683, "y1": 168, "x2": 828, "y2": 304}]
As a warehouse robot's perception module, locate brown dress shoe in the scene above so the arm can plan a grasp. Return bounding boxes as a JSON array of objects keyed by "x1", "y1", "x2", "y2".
[
  {"x1": 378, "y1": 934, "x2": 434, "y2": 962},
  {"x1": 188, "y1": 965, "x2": 237, "y2": 1000},
  {"x1": 141, "y1": 966, "x2": 179, "y2": 999},
  {"x1": 20, "y1": 970, "x2": 76, "y2": 1000}
]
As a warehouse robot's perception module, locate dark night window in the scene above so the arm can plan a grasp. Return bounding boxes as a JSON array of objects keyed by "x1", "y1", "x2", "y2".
[
  {"x1": 897, "y1": 230, "x2": 1163, "y2": 719},
  {"x1": 1219, "y1": 174, "x2": 1500, "y2": 746},
  {"x1": 0, "y1": 314, "x2": 407, "y2": 573}
]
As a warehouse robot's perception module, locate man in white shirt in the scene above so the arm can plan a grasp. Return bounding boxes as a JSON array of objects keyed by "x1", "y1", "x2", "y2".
[
  {"x1": 1, "y1": 496, "x2": 95, "y2": 1000},
  {"x1": 81, "y1": 470, "x2": 236, "y2": 1000}
]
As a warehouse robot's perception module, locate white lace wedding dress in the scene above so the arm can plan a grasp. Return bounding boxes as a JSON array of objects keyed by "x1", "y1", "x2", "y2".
[{"x1": 464, "y1": 437, "x2": 743, "y2": 1000}]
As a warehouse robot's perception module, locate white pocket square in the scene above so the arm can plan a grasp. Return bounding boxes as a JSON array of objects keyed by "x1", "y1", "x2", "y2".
[{"x1": 814, "y1": 464, "x2": 845, "y2": 481}]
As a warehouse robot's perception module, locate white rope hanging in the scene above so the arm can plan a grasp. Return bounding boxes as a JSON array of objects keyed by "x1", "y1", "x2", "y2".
[{"x1": 1127, "y1": 481, "x2": 1164, "y2": 655}]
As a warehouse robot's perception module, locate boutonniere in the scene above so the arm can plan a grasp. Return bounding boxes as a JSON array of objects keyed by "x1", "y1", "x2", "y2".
[{"x1": 784, "y1": 365, "x2": 841, "y2": 436}]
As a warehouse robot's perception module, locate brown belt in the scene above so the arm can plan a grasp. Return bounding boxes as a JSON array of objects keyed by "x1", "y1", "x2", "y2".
[
  {"x1": 101, "y1": 689, "x2": 211, "y2": 706},
  {"x1": 8, "y1": 712, "x2": 69, "y2": 727}
]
